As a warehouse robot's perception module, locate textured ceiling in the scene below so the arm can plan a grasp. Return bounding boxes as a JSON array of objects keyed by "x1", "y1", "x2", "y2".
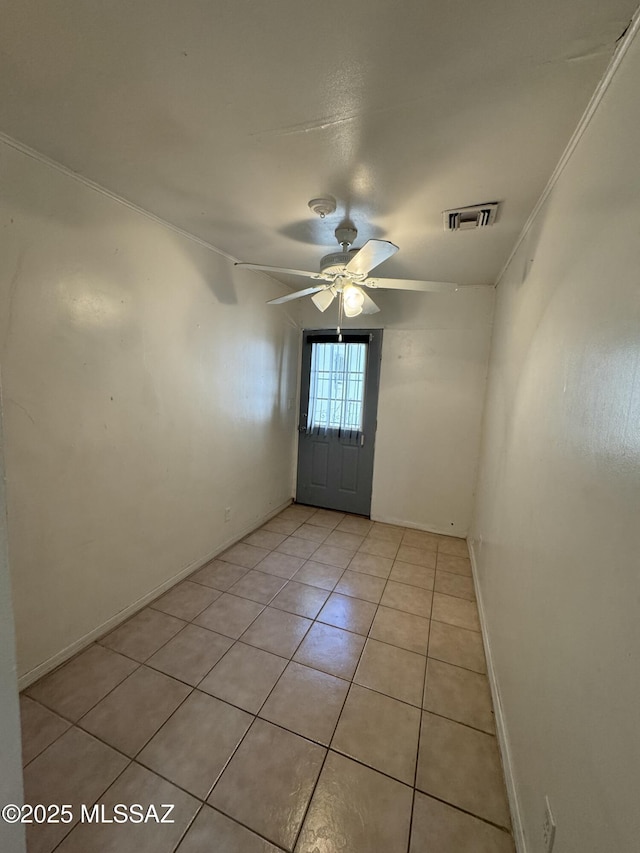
[{"x1": 1, "y1": 0, "x2": 635, "y2": 287}]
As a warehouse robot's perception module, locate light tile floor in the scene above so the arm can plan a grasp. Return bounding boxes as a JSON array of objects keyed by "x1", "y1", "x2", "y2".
[{"x1": 20, "y1": 505, "x2": 515, "y2": 853}]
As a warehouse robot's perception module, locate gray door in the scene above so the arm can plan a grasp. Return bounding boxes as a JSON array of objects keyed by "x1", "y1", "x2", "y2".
[{"x1": 296, "y1": 329, "x2": 382, "y2": 516}]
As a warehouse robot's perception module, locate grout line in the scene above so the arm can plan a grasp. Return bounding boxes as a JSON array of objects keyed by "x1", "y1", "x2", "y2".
[
  {"x1": 48, "y1": 754, "x2": 135, "y2": 853},
  {"x1": 407, "y1": 564, "x2": 436, "y2": 852},
  {"x1": 19, "y1": 698, "x2": 74, "y2": 769},
  {"x1": 194, "y1": 803, "x2": 289, "y2": 851},
  {"x1": 169, "y1": 803, "x2": 207, "y2": 853},
  {"x1": 411, "y1": 789, "x2": 515, "y2": 835}
]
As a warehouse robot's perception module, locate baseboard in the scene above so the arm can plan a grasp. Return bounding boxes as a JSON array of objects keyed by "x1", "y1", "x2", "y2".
[
  {"x1": 18, "y1": 498, "x2": 293, "y2": 691},
  {"x1": 370, "y1": 513, "x2": 468, "y2": 539},
  {"x1": 468, "y1": 538, "x2": 528, "y2": 853}
]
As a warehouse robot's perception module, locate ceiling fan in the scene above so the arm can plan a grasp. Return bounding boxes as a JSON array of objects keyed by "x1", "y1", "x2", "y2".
[{"x1": 235, "y1": 225, "x2": 459, "y2": 317}]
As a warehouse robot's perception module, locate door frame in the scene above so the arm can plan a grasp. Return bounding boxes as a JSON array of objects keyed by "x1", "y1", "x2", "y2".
[{"x1": 295, "y1": 328, "x2": 383, "y2": 516}]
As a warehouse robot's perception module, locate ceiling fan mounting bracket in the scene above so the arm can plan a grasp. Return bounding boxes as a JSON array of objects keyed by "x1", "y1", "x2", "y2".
[{"x1": 335, "y1": 226, "x2": 357, "y2": 249}]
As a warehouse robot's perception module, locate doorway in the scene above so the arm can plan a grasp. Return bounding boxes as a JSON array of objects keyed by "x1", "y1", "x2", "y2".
[{"x1": 296, "y1": 329, "x2": 382, "y2": 516}]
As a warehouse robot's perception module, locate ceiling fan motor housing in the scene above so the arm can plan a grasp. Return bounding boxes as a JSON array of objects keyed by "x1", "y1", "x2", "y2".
[{"x1": 320, "y1": 248, "x2": 360, "y2": 276}]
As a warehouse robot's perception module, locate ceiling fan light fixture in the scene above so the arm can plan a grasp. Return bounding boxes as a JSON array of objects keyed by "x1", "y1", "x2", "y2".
[
  {"x1": 343, "y1": 283, "x2": 365, "y2": 317},
  {"x1": 311, "y1": 288, "x2": 336, "y2": 312}
]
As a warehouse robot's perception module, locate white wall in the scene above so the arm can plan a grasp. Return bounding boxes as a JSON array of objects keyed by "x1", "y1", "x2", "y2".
[
  {"x1": 301, "y1": 286, "x2": 494, "y2": 535},
  {"x1": 470, "y1": 21, "x2": 640, "y2": 853},
  {"x1": 0, "y1": 389, "x2": 26, "y2": 852},
  {"x1": 0, "y1": 141, "x2": 299, "y2": 683}
]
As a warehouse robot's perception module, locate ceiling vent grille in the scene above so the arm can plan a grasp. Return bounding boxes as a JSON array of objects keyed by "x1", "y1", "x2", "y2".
[{"x1": 443, "y1": 202, "x2": 499, "y2": 231}]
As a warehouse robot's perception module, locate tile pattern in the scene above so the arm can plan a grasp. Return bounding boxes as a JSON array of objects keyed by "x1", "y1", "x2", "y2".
[{"x1": 20, "y1": 507, "x2": 512, "y2": 853}]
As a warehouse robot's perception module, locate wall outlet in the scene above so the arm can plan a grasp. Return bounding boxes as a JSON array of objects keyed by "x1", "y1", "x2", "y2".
[
  {"x1": 543, "y1": 796, "x2": 556, "y2": 852},
  {"x1": 224, "y1": 507, "x2": 231, "y2": 523}
]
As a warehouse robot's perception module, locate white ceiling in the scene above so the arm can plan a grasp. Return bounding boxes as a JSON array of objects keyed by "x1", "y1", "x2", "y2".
[{"x1": 1, "y1": 0, "x2": 635, "y2": 287}]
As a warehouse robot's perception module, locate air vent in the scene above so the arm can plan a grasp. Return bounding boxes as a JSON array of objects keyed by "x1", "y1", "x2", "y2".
[{"x1": 443, "y1": 202, "x2": 499, "y2": 231}]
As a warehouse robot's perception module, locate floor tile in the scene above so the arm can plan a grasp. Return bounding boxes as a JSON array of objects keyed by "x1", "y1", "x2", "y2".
[
  {"x1": 278, "y1": 506, "x2": 316, "y2": 524},
  {"x1": 435, "y1": 570, "x2": 476, "y2": 600},
  {"x1": 294, "y1": 622, "x2": 365, "y2": 680},
  {"x1": 255, "y1": 551, "x2": 306, "y2": 579},
  {"x1": 199, "y1": 642, "x2": 288, "y2": 713},
  {"x1": 417, "y1": 711, "x2": 510, "y2": 827},
  {"x1": 209, "y1": 719, "x2": 325, "y2": 851},
  {"x1": 23, "y1": 727, "x2": 128, "y2": 853},
  {"x1": 432, "y1": 592, "x2": 481, "y2": 632},
  {"x1": 323, "y1": 529, "x2": 365, "y2": 550},
  {"x1": 244, "y1": 529, "x2": 288, "y2": 550},
  {"x1": 150, "y1": 580, "x2": 221, "y2": 621},
  {"x1": 367, "y1": 522, "x2": 404, "y2": 543},
  {"x1": 194, "y1": 593, "x2": 264, "y2": 639},
  {"x1": 396, "y1": 544, "x2": 437, "y2": 569},
  {"x1": 317, "y1": 592, "x2": 377, "y2": 635},
  {"x1": 369, "y1": 606, "x2": 430, "y2": 655},
  {"x1": 20, "y1": 695, "x2": 70, "y2": 765},
  {"x1": 308, "y1": 508, "x2": 345, "y2": 528},
  {"x1": 348, "y1": 551, "x2": 393, "y2": 578},
  {"x1": 219, "y1": 542, "x2": 271, "y2": 569},
  {"x1": 428, "y1": 620, "x2": 486, "y2": 673},
  {"x1": 334, "y1": 569, "x2": 386, "y2": 603},
  {"x1": 335, "y1": 516, "x2": 374, "y2": 536},
  {"x1": 401, "y1": 529, "x2": 440, "y2": 551},
  {"x1": 436, "y1": 553, "x2": 472, "y2": 576},
  {"x1": 26, "y1": 644, "x2": 138, "y2": 721},
  {"x1": 275, "y1": 535, "x2": 319, "y2": 559},
  {"x1": 424, "y1": 658, "x2": 495, "y2": 733},
  {"x1": 295, "y1": 752, "x2": 412, "y2": 853},
  {"x1": 138, "y1": 690, "x2": 252, "y2": 798},
  {"x1": 354, "y1": 639, "x2": 426, "y2": 707},
  {"x1": 270, "y1": 580, "x2": 330, "y2": 619},
  {"x1": 99, "y1": 608, "x2": 186, "y2": 662},
  {"x1": 190, "y1": 560, "x2": 248, "y2": 591},
  {"x1": 146, "y1": 624, "x2": 233, "y2": 686},
  {"x1": 240, "y1": 607, "x2": 312, "y2": 657},
  {"x1": 227, "y1": 570, "x2": 287, "y2": 604},
  {"x1": 55, "y1": 761, "x2": 199, "y2": 853},
  {"x1": 260, "y1": 661, "x2": 349, "y2": 745},
  {"x1": 292, "y1": 523, "x2": 330, "y2": 543},
  {"x1": 311, "y1": 543, "x2": 354, "y2": 569},
  {"x1": 292, "y1": 560, "x2": 344, "y2": 590},
  {"x1": 380, "y1": 580, "x2": 433, "y2": 617},
  {"x1": 389, "y1": 560, "x2": 435, "y2": 590},
  {"x1": 176, "y1": 806, "x2": 285, "y2": 853},
  {"x1": 410, "y1": 792, "x2": 515, "y2": 853},
  {"x1": 79, "y1": 666, "x2": 191, "y2": 756},
  {"x1": 358, "y1": 537, "x2": 399, "y2": 559},
  {"x1": 332, "y1": 684, "x2": 421, "y2": 784},
  {"x1": 437, "y1": 536, "x2": 469, "y2": 558},
  {"x1": 263, "y1": 517, "x2": 303, "y2": 536}
]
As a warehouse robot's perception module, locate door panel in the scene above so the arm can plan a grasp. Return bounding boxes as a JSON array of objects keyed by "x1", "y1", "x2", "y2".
[
  {"x1": 339, "y1": 444, "x2": 359, "y2": 493},
  {"x1": 310, "y1": 439, "x2": 330, "y2": 487},
  {"x1": 296, "y1": 330, "x2": 382, "y2": 516}
]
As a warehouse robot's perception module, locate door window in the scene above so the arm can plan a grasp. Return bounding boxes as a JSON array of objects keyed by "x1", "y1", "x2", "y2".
[{"x1": 307, "y1": 342, "x2": 367, "y2": 434}]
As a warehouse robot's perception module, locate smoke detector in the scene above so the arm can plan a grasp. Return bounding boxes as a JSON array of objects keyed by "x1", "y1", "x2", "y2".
[
  {"x1": 443, "y1": 202, "x2": 499, "y2": 231},
  {"x1": 308, "y1": 196, "x2": 337, "y2": 219}
]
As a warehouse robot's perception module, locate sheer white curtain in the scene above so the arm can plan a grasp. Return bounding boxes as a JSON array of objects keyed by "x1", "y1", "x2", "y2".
[{"x1": 307, "y1": 342, "x2": 367, "y2": 437}]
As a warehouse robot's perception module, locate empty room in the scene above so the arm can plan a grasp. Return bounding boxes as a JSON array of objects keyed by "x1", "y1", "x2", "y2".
[{"x1": 1, "y1": 2, "x2": 639, "y2": 852}]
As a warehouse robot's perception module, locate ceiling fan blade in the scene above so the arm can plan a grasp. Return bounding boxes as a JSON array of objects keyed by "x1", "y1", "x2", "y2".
[
  {"x1": 345, "y1": 239, "x2": 399, "y2": 276},
  {"x1": 366, "y1": 277, "x2": 459, "y2": 293},
  {"x1": 236, "y1": 262, "x2": 328, "y2": 281},
  {"x1": 361, "y1": 292, "x2": 380, "y2": 314},
  {"x1": 267, "y1": 285, "x2": 329, "y2": 305}
]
